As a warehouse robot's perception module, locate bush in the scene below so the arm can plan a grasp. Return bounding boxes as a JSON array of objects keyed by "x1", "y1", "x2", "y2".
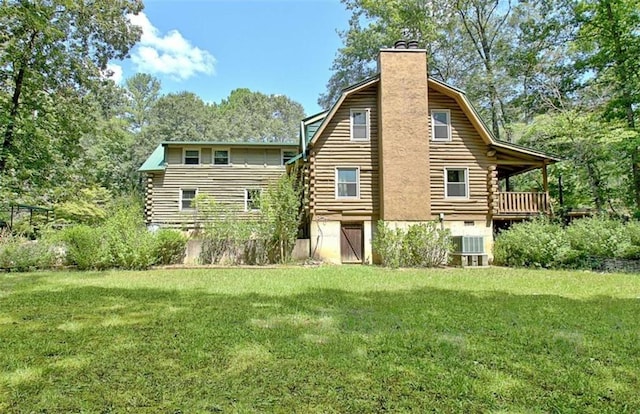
[
  {"x1": 493, "y1": 218, "x2": 568, "y2": 268},
  {"x1": 60, "y1": 225, "x2": 111, "y2": 270},
  {"x1": 60, "y1": 197, "x2": 158, "y2": 270},
  {"x1": 565, "y1": 217, "x2": 630, "y2": 259},
  {"x1": 372, "y1": 221, "x2": 404, "y2": 268},
  {"x1": 153, "y1": 229, "x2": 187, "y2": 265},
  {"x1": 0, "y1": 231, "x2": 59, "y2": 272},
  {"x1": 373, "y1": 221, "x2": 451, "y2": 268},
  {"x1": 102, "y1": 204, "x2": 155, "y2": 270}
]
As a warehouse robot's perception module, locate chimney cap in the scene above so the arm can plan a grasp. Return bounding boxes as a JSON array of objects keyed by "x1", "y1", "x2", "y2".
[
  {"x1": 407, "y1": 40, "x2": 419, "y2": 49},
  {"x1": 393, "y1": 40, "x2": 407, "y2": 49}
]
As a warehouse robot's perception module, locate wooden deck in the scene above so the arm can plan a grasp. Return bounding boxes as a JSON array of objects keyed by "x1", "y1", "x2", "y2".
[{"x1": 494, "y1": 192, "x2": 549, "y2": 218}]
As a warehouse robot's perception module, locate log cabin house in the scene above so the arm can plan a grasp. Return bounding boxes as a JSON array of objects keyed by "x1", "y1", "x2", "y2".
[
  {"x1": 139, "y1": 42, "x2": 559, "y2": 264},
  {"x1": 139, "y1": 141, "x2": 298, "y2": 228},
  {"x1": 294, "y1": 41, "x2": 559, "y2": 264}
]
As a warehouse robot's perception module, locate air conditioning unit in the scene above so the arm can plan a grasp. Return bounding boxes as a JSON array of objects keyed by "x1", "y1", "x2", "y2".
[
  {"x1": 452, "y1": 236, "x2": 484, "y2": 254},
  {"x1": 451, "y1": 236, "x2": 487, "y2": 267}
]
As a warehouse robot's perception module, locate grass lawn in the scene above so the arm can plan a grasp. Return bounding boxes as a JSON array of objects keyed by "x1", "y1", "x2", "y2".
[{"x1": 1, "y1": 266, "x2": 639, "y2": 413}]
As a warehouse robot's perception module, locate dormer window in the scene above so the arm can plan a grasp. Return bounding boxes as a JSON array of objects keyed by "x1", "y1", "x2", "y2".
[
  {"x1": 431, "y1": 110, "x2": 451, "y2": 141},
  {"x1": 184, "y1": 149, "x2": 200, "y2": 165},
  {"x1": 350, "y1": 109, "x2": 370, "y2": 141}
]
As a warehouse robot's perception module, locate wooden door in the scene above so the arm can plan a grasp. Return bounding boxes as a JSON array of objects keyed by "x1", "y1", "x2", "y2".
[{"x1": 341, "y1": 223, "x2": 363, "y2": 263}]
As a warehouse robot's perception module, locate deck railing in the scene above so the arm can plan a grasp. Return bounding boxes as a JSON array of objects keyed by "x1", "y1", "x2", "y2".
[{"x1": 498, "y1": 192, "x2": 548, "y2": 215}]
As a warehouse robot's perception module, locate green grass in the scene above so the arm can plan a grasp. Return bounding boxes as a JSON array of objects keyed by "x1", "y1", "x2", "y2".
[{"x1": 1, "y1": 266, "x2": 639, "y2": 412}]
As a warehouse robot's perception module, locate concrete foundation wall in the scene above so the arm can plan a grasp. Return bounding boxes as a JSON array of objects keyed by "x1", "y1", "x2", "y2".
[{"x1": 310, "y1": 220, "x2": 342, "y2": 264}]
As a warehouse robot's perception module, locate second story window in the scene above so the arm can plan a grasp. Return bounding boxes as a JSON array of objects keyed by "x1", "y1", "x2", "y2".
[
  {"x1": 336, "y1": 167, "x2": 359, "y2": 198},
  {"x1": 445, "y1": 167, "x2": 469, "y2": 198},
  {"x1": 350, "y1": 109, "x2": 369, "y2": 141},
  {"x1": 214, "y1": 150, "x2": 229, "y2": 165},
  {"x1": 432, "y1": 110, "x2": 451, "y2": 141},
  {"x1": 184, "y1": 149, "x2": 200, "y2": 165}
]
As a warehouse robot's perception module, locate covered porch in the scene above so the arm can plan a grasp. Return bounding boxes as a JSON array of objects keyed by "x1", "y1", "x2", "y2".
[{"x1": 488, "y1": 142, "x2": 560, "y2": 219}]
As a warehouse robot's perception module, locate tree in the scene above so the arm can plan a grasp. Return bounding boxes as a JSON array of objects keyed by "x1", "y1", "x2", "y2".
[
  {"x1": 574, "y1": 0, "x2": 640, "y2": 208},
  {"x1": 0, "y1": 0, "x2": 143, "y2": 177},
  {"x1": 125, "y1": 73, "x2": 161, "y2": 132},
  {"x1": 214, "y1": 88, "x2": 305, "y2": 142}
]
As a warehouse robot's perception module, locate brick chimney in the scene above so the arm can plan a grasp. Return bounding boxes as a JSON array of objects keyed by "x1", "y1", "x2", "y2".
[{"x1": 377, "y1": 41, "x2": 430, "y2": 221}]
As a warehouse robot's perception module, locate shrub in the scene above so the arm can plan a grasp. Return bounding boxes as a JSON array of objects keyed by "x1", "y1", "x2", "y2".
[
  {"x1": 102, "y1": 203, "x2": 155, "y2": 270},
  {"x1": 402, "y1": 222, "x2": 452, "y2": 267},
  {"x1": 493, "y1": 218, "x2": 568, "y2": 268},
  {"x1": 60, "y1": 225, "x2": 110, "y2": 270},
  {"x1": 153, "y1": 229, "x2": 187, "y2": 265},
  {"x1": 372, "y1": 221, "x2": 404, "y2": 268},
  {"x1": 373, "y1": 221, "x2": 451, "y2": 268},
  {"x1": 0, "y1": 230, "x2": 60, "y2": 272},
  {"x1": 565, "y1": 217, "x2": 630, "y2": 259}
]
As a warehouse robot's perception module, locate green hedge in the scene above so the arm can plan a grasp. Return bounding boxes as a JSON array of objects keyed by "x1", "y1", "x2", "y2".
[
  {"x1": 494, "y1": 216, "x2": 640, "y2": 269},
  {"x1": 373, "y1": 221, "x2": 451, "y2": 268}
]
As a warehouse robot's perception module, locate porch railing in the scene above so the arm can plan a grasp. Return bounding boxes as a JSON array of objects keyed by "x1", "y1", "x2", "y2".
[{"x1": 498, "y1": 192, "x2": 548, "y2": 215}]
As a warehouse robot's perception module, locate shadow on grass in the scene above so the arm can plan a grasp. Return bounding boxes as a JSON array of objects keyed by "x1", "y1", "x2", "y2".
[{"x1": 1, "y1": 284, "x2": 639, "y2": 413}]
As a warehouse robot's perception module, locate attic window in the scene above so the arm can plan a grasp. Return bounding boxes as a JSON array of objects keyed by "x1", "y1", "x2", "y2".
[
  {"x1": 184, "y1": 149, "x2": 200, "y2": 165},
  {"x1": 432, "y1": 110, "x2": 451, "y2": 141},
  {"x1": 350, "y1": 109, "x2": 370, "y2": 141}
]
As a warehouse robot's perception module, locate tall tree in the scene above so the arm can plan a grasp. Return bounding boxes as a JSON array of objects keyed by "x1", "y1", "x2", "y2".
[
  {"x1": 574, "y1": 0, "x2": 640, "y2": 208},
  {"x1": 125, "y1": 73, "x2": 161, "y2": 132},
  {"x1": 0, "y1": 0, "x2": 143, "y2": 175}
]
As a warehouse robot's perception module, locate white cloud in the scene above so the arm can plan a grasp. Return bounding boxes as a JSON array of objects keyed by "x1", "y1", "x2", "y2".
[
  {"x1": 104, "y1": 63, "x2": 123, "y2": 84},
  {"x1": 128, "y1": 12, "x2": 216, "y2": 80}
]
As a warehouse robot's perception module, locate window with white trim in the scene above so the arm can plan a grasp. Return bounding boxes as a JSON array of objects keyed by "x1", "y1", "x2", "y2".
[
  {"x1": 245, "y1": 189, "x2": 261, "y2": 211},
  {"x1": 181, "y1": 189, "x2": 197, "y2": 210},
  {"x1": 431, "y1": 110, "x2": 451, "y2": 141},
  {"x1": 282, "y1": 150, "x2": 297, "y2": 165},
  {"x1": 445, "y1": 168, "x2": 468, "y2": 198},
  {"x1": 336, "y1": 168, "x2": 359, "y2": 198},
  {"x1": 214, "y1": 150, "x2": 229, "y2": 165},
  {"x1": 350, "y1": 109, "x2": 369, "y2": 141},
  {"x1": 184, "y1": 149, "x2": 200, "y2": 165}
]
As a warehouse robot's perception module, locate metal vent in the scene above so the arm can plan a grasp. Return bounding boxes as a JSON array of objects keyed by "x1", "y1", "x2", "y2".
[{"x1": 452, "y1": 236, "x2": 484, "y2": 254}]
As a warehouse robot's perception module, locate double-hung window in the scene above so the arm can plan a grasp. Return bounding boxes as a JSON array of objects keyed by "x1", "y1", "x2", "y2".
[
  {"x1": 336, "y1": 167, "x2": 359, "y2": 198},
  {"x1": 214, "y1": 150, "x2": 229, "y2": 165},
  {"x1": 445, "y1": 168, "x2": 469, "y2": 198},
  {"x1": 350, "y1": 109, "x2": 370, "y2": 141},
  {"x1": 181, "y1": 189, "x2": 197, "y2": 210},
  {"x1": 245, "y1": 189, "x2": 262, "y2": 212},
  {"x1": 431, "y1": 110, "x2": 451, "y2": 142},
  {"x1": 184, "y1": 149, "x2": 200, "y2": 165}
]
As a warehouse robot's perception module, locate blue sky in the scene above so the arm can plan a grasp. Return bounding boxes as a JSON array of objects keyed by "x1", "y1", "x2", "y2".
[{"x1": 109, "y1": 0, "x2": 351, "y2": 116}]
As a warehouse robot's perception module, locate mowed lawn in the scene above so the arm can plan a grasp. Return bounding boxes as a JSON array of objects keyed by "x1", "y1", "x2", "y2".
[{"x1": 1, "y1": 266, "x2": 639, "y2": 413}]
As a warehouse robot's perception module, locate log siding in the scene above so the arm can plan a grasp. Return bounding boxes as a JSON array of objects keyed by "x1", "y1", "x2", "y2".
[
  {"x1": 428, "y1": 88, "x2": 497, "y2": 218},
  {"x1": 309, "y1": 85, "x2": 379, "y2": 219}
]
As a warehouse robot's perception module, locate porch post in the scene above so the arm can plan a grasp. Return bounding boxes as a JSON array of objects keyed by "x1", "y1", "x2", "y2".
[{"x1": 542, "y1": 162, "x2": 550, "y2": 213}]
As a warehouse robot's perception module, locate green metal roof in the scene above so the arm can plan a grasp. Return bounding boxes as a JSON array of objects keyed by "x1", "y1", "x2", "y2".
[
  {"x1": 138, "y1": 145, "x2": 166, "y2": 172},
  {"x1": 285, "y1": 152, "x2": 304, "y2": 165},
  {"x1": 160, "y1": 141, "x2": 298, "y2": 147}
]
